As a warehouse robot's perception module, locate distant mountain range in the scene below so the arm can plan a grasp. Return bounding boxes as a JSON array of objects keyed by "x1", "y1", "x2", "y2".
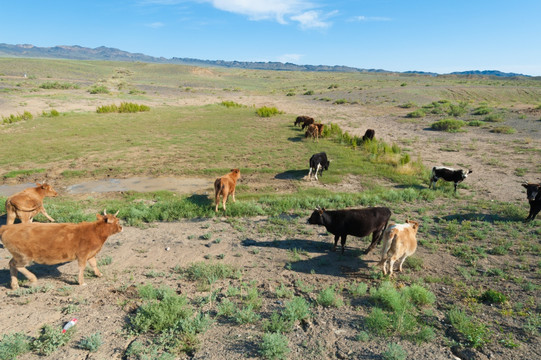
[{"x1": 0, "y1": 43, "x2": 531, "y2": 78}]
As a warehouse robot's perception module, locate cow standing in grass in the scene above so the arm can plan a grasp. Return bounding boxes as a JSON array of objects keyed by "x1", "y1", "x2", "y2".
[
  {"x1": 379, "y1": 220, "x2": 420, "y2": 276},
  {"x1": 522, "y1": 182, "x2": 541, "y2": 221},
  {"x1": 308, "y1": 152, "x2": 330, "y2": 181},
  {"x1": 0, "y1": 210, "x2": 122, "y2": 289},
  {"x1": 214, "y1": 169, "x2": 241, "y2": 212},
  {"x1": 429, "y1": 167, "x2": 472, "y2": 193},
  {"x1": 307, "y1": 207, "x2": 391, "y2": 254},
  {"x1": 5, "y1": 183, "x2": 58, "y2": 225},
  {"x1": 295, "y1": 115, "x2": 313, "y2": 127}
]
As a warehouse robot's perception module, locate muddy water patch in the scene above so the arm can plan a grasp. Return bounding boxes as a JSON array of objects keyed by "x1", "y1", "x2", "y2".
[{"x1": 66, "y1": 177, "x2": 211, "y2": 194}]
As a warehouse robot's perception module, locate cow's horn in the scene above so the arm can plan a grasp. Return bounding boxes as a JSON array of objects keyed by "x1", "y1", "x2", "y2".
[
  {"x1": 114, "y1": 210, "x2": 119, "y2": 216},
  {"x1": 104, "y1": 209, "x2": 107, "y2": 215}
]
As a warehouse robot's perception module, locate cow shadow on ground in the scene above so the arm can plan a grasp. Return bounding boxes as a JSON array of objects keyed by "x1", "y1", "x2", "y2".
[
  {"x1": 0, "y1": 264, "x2": 64, "y2": 289},
  {"x1": 241, "y1": 237, "x2": 376, "y2": 278},
  {"x1": 185, "y1": 194, "x2": 213, "y2": 208},
  {"x1": 440, "y1": 212, "x2": 523, "y2": 223},
  {"x1": 394, "y1": 184, "x2": 427, "y2": 191},
  {"x1": 287, "y1": 136, "x2": 303, "y2": 142},
  {"x1": 274, "y1": 170, "x2": 306, "y2": 180}
]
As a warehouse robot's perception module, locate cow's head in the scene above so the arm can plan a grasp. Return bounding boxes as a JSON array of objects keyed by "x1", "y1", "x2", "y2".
[
  {"x1": 461, "y1": 169, "x2": 473, "y2": 180},
  {"x1": 98, "y1": 209, "x2": 123, "y2": 234},
  {"x1": 324, "y1": 160, "x2": 330, "y2": 171},
  {"x1": 522, "y1": 183, "x2": 541, "y2": 201},
  {"x1": 37, "y1": 183, "x2": 58, "y2": 197},
  {"x1": 307, "y1": 207, "x2": 325, "y2": 225},
  {"x1": 230, "y1": 168, "x2": 241, "y2": 179},
  {"x1": 406, "y1": 219, "x2": 420, "y2": 232}
]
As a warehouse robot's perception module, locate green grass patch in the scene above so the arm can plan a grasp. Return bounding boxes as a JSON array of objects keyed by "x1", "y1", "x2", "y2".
[
  {"x1": 431, "y1": 118, "x2": 466, "y2": 132},
  {"x1": 3, "y1": 168, "x2": 45, "y2": 179},
  {"x1": 490, "y1": 126, "x2": 516, "y2": 134},
  {"x1": 2, "y1": 111, "x2": 33, "y2": 124},
  {"x1": 39, "y1": 81, "x2": 79, "y2": 90},
  {"x1": 256, "y1": 106, "x2": 282, "y2": 117}
]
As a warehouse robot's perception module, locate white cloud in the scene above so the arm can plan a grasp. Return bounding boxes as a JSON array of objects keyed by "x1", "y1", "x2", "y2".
[
  {"x1": 291, "y1": 10, "x2": 333, "y2": 29},
  {"x1": 277, "y1": 53, "x2": 303, "y2": 63},
  {"x1": 350, "y1": 15, "x2": 391, "y2": 22},
  {"x1": 146, "y1": 22, "x2": 165, "y2": 28}
]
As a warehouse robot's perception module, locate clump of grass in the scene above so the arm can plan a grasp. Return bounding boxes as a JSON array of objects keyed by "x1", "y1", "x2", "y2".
[
  {"x1": 347, "y1": 281, "x2": 368, "y2": 297},
  {"x1": 490, "y1": 126, "x2": 515, "y2": 134},
  {"x1": 334, "y1": 99, "x2": 349, "y2": 105},
  {"x1": 431, "y1": 118, "x2": 465, "y2": 132},
  {"x1": 3, "y1": 168, "x2": 45, "y2": 179},
  {"x1": 468, "y1": 120, "x2": 484, "y2": 126},
  {"x1": 219, "y1": 100, "x2": 244, "y2": 108},
  {"x1": 472, "y1": 106, "x2": 491, "y2": 115},
  {"x1": 2, "y1": 111, "x2": 33, "y2": 124},
  {"x1": 447, "y1": 307, "x2": 491, "y2": 348},
  {"x1": 256, "y1": 106, "x2": 282, "y2": 117},
  {"x1": 88, "y1": 85, "x2": 110, "y2": 94},
  {"x1": 32, "y1": 324, "x2": 74, "y2": 356},
  {"x1": 275, "y1": 283, "x2": 294, "y2": 299},
  {"x1": 479, "y1": 289, "x2": 507, "y2": 304},
  {"x1": 406, "y1": 109, "x2": 425, "y2": 118},
  {"x1": 78, "y1": 332, "x2": 103, "y2": 352},
  {"x1": 96, "y1": 102, "x2": 150, "y2": 113},
  {"x1": 484, "y1": 113, "x2": 504, "y2": 122},
  {"x1": 0, "y1": 333, "x2": 31, "y2": 360},
  {"x1": 42, "y1": 109, "x2": 60, "y2": 117},
  {"x1": 316, "y1": 286, "x2": 343, "y2": 307},
  {"x1": 183, "y1": 262, "x2": 240, "y2": 285},
  {"x1": 259, "y1": 333, "x2": 290, "y2": 360},
  {"x1": 303, "y1": 90, "x2": 314, "y2": 95},
  {"x1": 447, "y1": 102, "x2": 469, "y2": 117},
  {"x1": 382, "y1": 343, "x2": 407, "y2": 360},
  {"x1": 398, "y1": 102, "x2": 416, "y2": 109},
  {"x1": 39, "y1": 81, "x2": 79, "y2": 90},
  {"x1": 234, "y1": 305, "x2": 260, "y2": 324}
]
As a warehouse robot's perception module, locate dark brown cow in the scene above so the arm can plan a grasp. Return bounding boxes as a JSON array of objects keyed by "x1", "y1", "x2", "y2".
[
  {"x1": 0, "y1": 210, "x2": 122, "y2": 289},
  {"x1": 362, "y1": 129, "x2": 375, "y2": 141},
  {"x1": 294, "y1": 115, "x2": 313, "y2": 127},
  {"x1": 214, "y1": 169, "x2": 241, "y2": 211},
  {"x1": 5, "y1": 183, "x2": 58, "y2": 225},
  {"x1": 522, "y1": 182, "x2": 541, "y2": 221}
]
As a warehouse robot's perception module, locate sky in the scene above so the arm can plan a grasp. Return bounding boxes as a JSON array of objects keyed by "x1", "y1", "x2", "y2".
[{"x1": 2, "y1": 0, "x2": 541, "y2": 76}]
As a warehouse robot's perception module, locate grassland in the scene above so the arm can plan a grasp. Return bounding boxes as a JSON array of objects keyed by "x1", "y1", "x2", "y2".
[{"x1": 0, "y1": 58, "x2": 540, "y2": 360}]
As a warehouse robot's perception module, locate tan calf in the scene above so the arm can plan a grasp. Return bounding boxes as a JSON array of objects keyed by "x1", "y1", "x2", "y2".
[
  {"x1": 305, "y1": 124, "x2": 319, "y2": 141},
  {"x1": 379, "y1": 220, "x2": 419, "y2": 276},
  {"x1": 5, "y1": 183, "x2": 58, "y2": 225},
  {"x1": 0, "y1": 210, "x2": 122, "y2": 289},
  {"x1": 214, "y1": 169, "x2": 241, "y2": 212}
]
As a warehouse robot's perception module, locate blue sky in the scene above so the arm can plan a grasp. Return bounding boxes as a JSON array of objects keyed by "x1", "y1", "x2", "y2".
[{"x1": 2, "y1": 0, "x2": 541, "y2": 75}]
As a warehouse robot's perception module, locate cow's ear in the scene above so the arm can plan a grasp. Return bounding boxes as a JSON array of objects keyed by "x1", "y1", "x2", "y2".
[
  {"x1": 522, "y1": 183, "x2": 528, "y2": 188},
  {"x1": 96, "y1": 214, "x2": 103, "y2": 220}
]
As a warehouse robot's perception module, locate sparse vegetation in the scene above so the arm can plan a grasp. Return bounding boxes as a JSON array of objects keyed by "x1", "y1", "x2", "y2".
[
  {"x1": 96, "y1": 102, "x2": 150, "y2": 113},
  {"x1": 431, "y1": 118, "x2": 465, "y2": 132},
  {"x1": 256, "y1": 106, "x2": 282, "y2": 117}
]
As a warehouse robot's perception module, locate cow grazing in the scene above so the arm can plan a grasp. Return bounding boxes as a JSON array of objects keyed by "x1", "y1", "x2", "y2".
[
  {"x1": 522, "y1": 182, "x2": 541, "y2": 221},
  {"x1": 379, "y1": 220, "x2": 419, "y2": 276},
  {"x1": 214, "y1": 168, "x2": 241, "y2": 212},
  {"x1": 307, "y1": 207, "x2": 391, "y2": 254},
  {"x1": 308, "y1": 152, "x2": 330, "y2": 181},
  {"x1": 300, "y1": 117, "x2": 315, "y2": 130},
  {"x1": 314, "y1": 123, "x2": 325, "y2": 136},
  {"x1": 429, "y1": 167, "x2": 472, "y2": 193},
  {"x1": 0, "y1": 210, "x2": 122, "y2": 289},
  {"x1": 295, "y1": 115, "x2": 313, "y2": 127},
  {"x1": 305, "y1": 124, "x2": 319, "y2": 141},
  {"x1": 362, "y1": 129, "x2": 375, "y2": 141},
  {"x1": 5, "y1": 183, "x2": 58, "y2": 225}
]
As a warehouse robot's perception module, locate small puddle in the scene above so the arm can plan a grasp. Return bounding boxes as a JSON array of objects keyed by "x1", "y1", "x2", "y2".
[{"x1": 0, "y1": 177, "x2": 211, "y2": 196}]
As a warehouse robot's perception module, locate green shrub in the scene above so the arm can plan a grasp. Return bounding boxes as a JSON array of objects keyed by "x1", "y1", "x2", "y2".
[
  {"x1": 219, "y1": 101, "x2": 244, "y2": 108},
  {"x1": 316, "y1": 286, "x2": 343, "y2": 307},
  {"x1": 32, "y1": 324, "x2": 74, "y2": 356},
  {"x1": 260, "y1": 333, "x2": 290, "y2": 360},
  {"x1": 431, "y1": 118, "x2": 465, "y2": 132},
  {"x1": 490, "y1": 126, "x2": 515, "y2": 134},
  {"x1": 130, "y1": 294, "x2": 192, "y2": 333},
  {"x1": 282, "y1": 297, "x2": 311, "y2": 322},
  {"x1": 399, "y1": 102, "x2": 416, "y2": 109},
  {"x1": 39, "y1": 81, "x2": 78, "y2": 90},
  {"x1": 347, "y1": 281, "x2": 368, "y2": 297},
  {"x1": 447, "y1": 102, "x2": 468, "y2": 117},
  {"x1": 89, "y1": 85, "x2": 110, "y2": 94},
  {"x1": 382, "y1": 343, "x2": 407, "y2": 360},
  {"x1": 402, "y1": 284, "x2": 435, "y2": 306},
  {"x1": 334, "y1": 99, "x2": 348, "y2": 104},
  {"x1": 473, "y1": 106, "x2": 491, "y2": 115},
  {"x1": 468, "y1": 120, "x2": 484, "y2": 126},
  {"x1": 406, "y1": 109, "x2": 425, "y2": 118},
  {"x1": 2, "y1": 111, "x2": 33, "y2": 124},
  {"x1": 303, "y1": 90, "x2": 314, "y2": 95},
  {"x1": 216, "y1": 298, "x2": 237, "y2": 317},
  {"x1": 447, "y1": 308, "x2": 491, "y2": 348},
  {"x1": 184, "y1": 262, "x2": 240, "y2": 285},
  {"x1": 234, "y1": 305, "x2": 260, "y2": 324},
  {"x1": 484, "y1": 113, "x2": 504, "y2": 122},
  {"x1": 275, "y1": 283, "x2": 294, "y2": 299},
  {"x1": 256, "y1": 106, "x2": 282, "y2": 117},
  {"x1": 78, "y1": 332, "x2": 102, "y2": 352},
  {"x1": 96, "y1": 102, "x2": 150, "y2": 113},
  {"x1": 479, "y1": 289, "x2": 507, "y2": 304},
  {"x1": 0, "y1": 333, "x2": 31, "y2": 360}
]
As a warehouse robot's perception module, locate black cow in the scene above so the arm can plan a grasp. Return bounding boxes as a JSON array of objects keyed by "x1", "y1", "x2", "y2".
[
  {"x1": 295, "y1": 115, "x2": 313, "y2": 127},
  {"x1": 522, "y1": 182, "x2": 541, "y2": 222},
  {"x1": 308, "y1": 152, "x2": 330, "y2": 181},
  {"x1": 362, "y1": 129, "x2": 375, "y2": 141},
  {"x1": 429, "y1": 166, "x2": 472, "y2": 193},
  {"x1": 307, "y1": 207, "x2": 391, "y2": 254}
]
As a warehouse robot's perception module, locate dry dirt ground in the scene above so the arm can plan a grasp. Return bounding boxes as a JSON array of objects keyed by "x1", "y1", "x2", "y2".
[{"x1": 0, "y1": 75, "x2": 540, "y2": 360}]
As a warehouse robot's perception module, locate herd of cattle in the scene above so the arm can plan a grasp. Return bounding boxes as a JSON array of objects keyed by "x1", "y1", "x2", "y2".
[{"x1": 0, "y1": 115, "x2": 540, "y2": 290}]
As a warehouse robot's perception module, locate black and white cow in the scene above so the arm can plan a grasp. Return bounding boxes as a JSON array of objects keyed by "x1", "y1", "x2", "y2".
[
  {"x1": 307, "y1": 207, "x2": 391, "y2": 254},
  {"x1": 308, "y1": 152, "x2": 330, "y2": 181},
  {"x1": 521, "y1": 182, "x2": 541, "y2": 222},
  {"x1": 429, "y1": 166, "x2": 472, "y2": 193}
]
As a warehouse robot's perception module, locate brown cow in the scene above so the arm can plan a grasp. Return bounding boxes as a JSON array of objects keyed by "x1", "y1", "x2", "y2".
[
  {"x1": 379, "y1": 220, "x2": 420, "y2": 276},
  {"x1": 214, "y1": 169, "x2": 241, "y2": 212},
  {"x1": 314, "y1": 123, "x2": 324, "y2": 136},
  {"x1": 0, "y1": 210, "x2": 122, "y2": 289},
  {"x1": 300, "y1": 116, "x2": 315, "y2": 129},
  {"x1": 305, "y1": 124, "x2": 319, "y2": 141},
  {"x1": 294, "y1": 115, "x2": 313, "y2": 127},
  {"x1": 5, "y1": 183, "x2": 58, "y2": 225}
]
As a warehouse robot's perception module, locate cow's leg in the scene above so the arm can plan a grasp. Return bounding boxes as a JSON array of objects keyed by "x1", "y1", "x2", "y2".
[
  {"x1": 9, "y1": 258, "x2": 37, "y2": 289},
  {"x1": 6, "y1": 210, "x2": 16, "y2": 225},
  {"x1": 231, "y1": 189, "x2": 236, "y2": 203},
  {"x1": 340, "y1": 235, "x2": 347, "y2": 254},
  {"x1": 77, "y1": 258, "x2": 88, "y2": 286},
  {"x1": 388, "y1": 257, "x2": 397, "y2": 277},
  {"x1": 308, "y1": 167, "x2": 313, "y2": 180},
  {"x1": 397, "y1": 254, "x2": 408, "y2": 272},
  {"x1": 429, "y1": 177, "x2": 437, "y2": 189},
  {"x1": 332, "y1": 235, "x2": 340, "y2": 252},
  {"x1": 525, "y1": 206, "x2": 533, "y2": 221},
  {"x1": 87, "y1": 257, "x2": 102, "y2": 278},
  {"x1": 382, "y1": 260, "x2": 388, "y2": 275},
  {"x1": 315, "y1": 164, "x2": 321, "y2": 181},
  {"x1": 365, "y1": 231, "x2": 381, "y2": 254},
  {"x1": 454, "y1": 182, "x2": 458, "y2": 193},
  {"x1": 40, "y1": 206, "x2": 55, "y2": 222}
]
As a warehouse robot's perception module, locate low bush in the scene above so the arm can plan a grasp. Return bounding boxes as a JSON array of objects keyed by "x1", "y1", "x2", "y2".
[
  {"x1": 39, "y1": 81, "x2": 79, "y2": 90},
  {"x1": 219, "y1": 101, "x2": 244, "y2": 108},
  {"x1": 259, "y1": 333, "x2": 290, "y2": 360},
  {"x1": 316, "y1": 286, "x2": 343, "y2": 307},
  {"x1": 78, "y1": 332, "x2": 102, "y2": 352},
  {"x1": 96, "y1": 102, "x2": 150, "y2": 113},
  {"x1": 32, "y1": 324, "x2": 74, "y2": 356},
  {"x1": 447, "y1": 102, "x2": 468, "y2": 117},
  {"x1": 303, "y1": 90, "x2": 314, "y2": 95},
  {"x1": 2, "y1": 111, "x2": 33, "y2": 124},
  {"x1": 484, "y1": 113, "x2": 504, "y2": 122},
  {"x1": 479, "y1": 289, "x2": 507, "y2": 304},
  {"x1": 382, "y1": 343, "x2": 407, "y2": 360},
  {"x1": 447, "y1": 307, "x2": 491, "y2": 348},
  {"x1": 490, "y1": 126, "x2": 515, "y2": 134},
  {"x1": 468, "y1": 120, "x2": 484, "y2": 126},
  {"x1": 472, "y1": 106, "x2": 491, "y2": 115},
  {"x1": 431, "y1": 118, "x2": 465, "y2": 132},
  {"x1": 256, "y1": 106, "x2": 282, "y2": 117},
  {"x1": 406, "y1": 109, "x2": 426, "y2": 118},
  {"x1": 398, "y1": 102, "x2": 416, "y2": 109},
  {"x1": 0, "y1": 333, "x2": 31, "y2": 360},
  {"x1": 89, "y1": 85, "x2": 110, "y2": 94}
]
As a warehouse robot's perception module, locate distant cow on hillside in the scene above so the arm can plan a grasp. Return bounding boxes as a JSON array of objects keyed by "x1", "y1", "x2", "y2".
[
  {"x1": 429, "y1": 167, "x2": 472, "y2": 193},
  {"x1": 307, "y1": 207, "x2": 391, "y2": 254},
  {"x1": 0, "y1": 210, "x2": 122, "y2": 289},
  {"x1": 522, "y1": 182, "x2": 541, "y2": 222},
  {"x1": 5, "y1": 183, "x2": 58, "y2": 225},
  {"x1": 362, "y1": 129, "x2": 375, "y2": 141}
]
